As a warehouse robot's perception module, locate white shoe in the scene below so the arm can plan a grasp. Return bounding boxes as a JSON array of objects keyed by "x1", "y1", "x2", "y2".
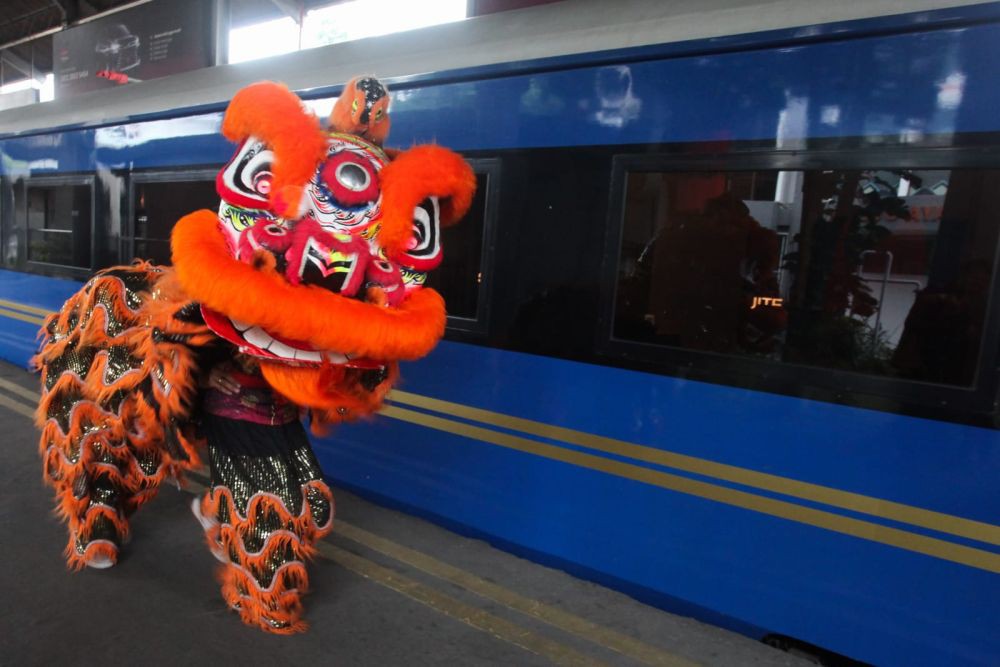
[
  {"x1": 80, "y1": 539, "x2": 119, "y2": 569},
  {"x1": 190, "y1": 497, "x2": 228, "y2": 563},
  {"x1": 190, "y1": 496, "x2": 216, "y2": 530},
  {"x1": 85, "y1": 553, "x2": 116, "y2": 569}
]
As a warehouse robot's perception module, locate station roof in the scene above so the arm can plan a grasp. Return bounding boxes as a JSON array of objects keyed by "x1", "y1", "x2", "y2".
[{"x1": 0, "y1": 0, "x2": 341, "y2": 84}]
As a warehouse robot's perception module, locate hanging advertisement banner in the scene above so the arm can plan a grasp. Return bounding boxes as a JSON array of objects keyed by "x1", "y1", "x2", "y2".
[{"x1": 53, "y1": 0, "x2": 213, "y2": 98}]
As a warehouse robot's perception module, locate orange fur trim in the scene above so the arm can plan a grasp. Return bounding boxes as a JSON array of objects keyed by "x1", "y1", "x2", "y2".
[
  {"x1": 200, "y1": 482, "x2": 333, "y2": 544},
  {"x1": 378, "y1": 144, "x2": 477, "y2": 259},
  {"x1": 172, "y1": 210, "x2": 447, "y2": 360},
  {"x1": 49, "y1": 477, "x2": 90, "y2": 523},
  {"x1": 34, "y1": 274, "x2": 145, "y2": 365},
  {"x1": 199, "y1": 481, "x2": 332, "y2": 634},
  {"x1": 259, "y1": 361, "x2": 397, "y2": 418},
  {"x1": 169, "y1": 427, "x2": 205, "y2": 474},
  {"x1": 59, "y1": 499, "x2": 129, "y2": 570},
  {"x1": 65, "y1": 538, "x2": 119, "y2": 572},
  {"x1": 220, "y1": 563, "x2": 309, "y2": 634},
  {"x1": 221, "y1": 81, "x2": 328, "y2": 219}
]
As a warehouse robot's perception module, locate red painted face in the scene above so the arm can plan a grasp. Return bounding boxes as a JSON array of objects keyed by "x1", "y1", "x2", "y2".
[{"x1": 209, "y1": 132, "x2": 444, "y2": 366}]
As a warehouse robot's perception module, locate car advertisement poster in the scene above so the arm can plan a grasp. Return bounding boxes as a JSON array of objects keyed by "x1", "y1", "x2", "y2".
[{"x1": 53, "y1": 0, "x2": 213, "y2": 98}]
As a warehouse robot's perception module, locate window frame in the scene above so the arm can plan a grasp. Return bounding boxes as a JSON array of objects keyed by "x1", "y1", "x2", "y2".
[
  {"x1": 0, "y1": 175, "x2": 10, "y2": 268},
  {"x1": 126, "y1": 168, "x2": 220, "y2": 263},
  {"x1": 441, "y1": 157, "x2": 500, "y2": 335},
  {"x1": 23, "y1": 174, "x2": 97, "y2": 276},
  {"x1": 598, "y1": 147, "x2": 1000, "y2": 416}
]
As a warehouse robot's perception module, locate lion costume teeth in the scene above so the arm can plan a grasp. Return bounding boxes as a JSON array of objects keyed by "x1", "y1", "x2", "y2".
[{"x1": 34, "y1": 78, "x2": 475, "y2": 633}]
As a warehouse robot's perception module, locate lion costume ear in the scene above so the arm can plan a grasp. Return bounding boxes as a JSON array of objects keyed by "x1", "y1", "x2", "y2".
[
  {"x1": 378, "y1": 144, "x2": 476, "y2": 260},
  {"x1": 220, "y1": 81, "x2": 328, "y2": 219}
]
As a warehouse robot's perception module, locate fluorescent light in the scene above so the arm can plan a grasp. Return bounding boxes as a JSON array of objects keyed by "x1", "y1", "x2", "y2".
[{"x1": 228, "y1": 0, "x2": 466, "y2": 65}]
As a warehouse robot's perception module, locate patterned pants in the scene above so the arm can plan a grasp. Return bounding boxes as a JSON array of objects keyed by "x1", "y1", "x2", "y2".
[{"x1": 193, "y1": 414, "x2": 333, "y2": 634}]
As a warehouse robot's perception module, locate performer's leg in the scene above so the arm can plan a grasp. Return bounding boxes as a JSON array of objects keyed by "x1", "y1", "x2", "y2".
[
  {"x1": 41, "y1": 429, "x2": 144, "y2": 570},
  {"x1": 63, "y1": 472, "x2": 126, "y2": 569},
  {"x1": 194, "y1": 415, "x2": 333, "y2": 634}
]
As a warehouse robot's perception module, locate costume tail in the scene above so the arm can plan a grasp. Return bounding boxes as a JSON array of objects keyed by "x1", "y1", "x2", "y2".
[{"x1": 35, "y1": 263, "x2": 210, "y2": 569}]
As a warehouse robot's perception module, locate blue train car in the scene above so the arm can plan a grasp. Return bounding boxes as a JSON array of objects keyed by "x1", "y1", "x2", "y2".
[{"x1": 1, "y1": 2, "x2": 998, "y2": 664}]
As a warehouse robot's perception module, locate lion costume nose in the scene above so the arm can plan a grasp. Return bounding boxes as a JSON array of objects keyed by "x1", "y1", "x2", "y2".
[{"x1": 238, "y1": 217, "x2": 403, "y2": 306}]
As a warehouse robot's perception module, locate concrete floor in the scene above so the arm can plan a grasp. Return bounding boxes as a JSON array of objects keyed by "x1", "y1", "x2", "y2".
[{"x1": 0, "y1": 360, "x2": 807, "y2": 667}]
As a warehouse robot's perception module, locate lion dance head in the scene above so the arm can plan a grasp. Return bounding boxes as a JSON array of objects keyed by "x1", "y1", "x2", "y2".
[{"x1": 172, "y1": 79, "x2": 475, "y2": 426}]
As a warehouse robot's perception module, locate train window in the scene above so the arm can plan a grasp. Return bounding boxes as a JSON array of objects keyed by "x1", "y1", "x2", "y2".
[
  {"x1": 611, "y1": 166, "x2": 1000, "y2": 388},
  {"x1": 425, "y1": 159, "x2": 499, "y2": 333},
  {"x1": 25, "y1": 182, "x2": 93, "y2": 269},
  {"x1": 130, "y1": 162, "x2": 497, "y2": 330},
  {"x1": 129, "y1": 172, "x2": 219, "y2": 265}
]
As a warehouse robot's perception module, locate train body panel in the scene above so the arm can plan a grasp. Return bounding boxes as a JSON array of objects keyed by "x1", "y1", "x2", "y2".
[
  {"x1": 1, "y1": 0, "x2": 994, "y2": 138},
  {"x1": 386, "y1": 341, "x2": 1000, "y2": 528},
  {"x1": 2, "y1": 3, "x2": 999, "y2": 664},
  {"x1": 0, "y1": 270, "x2": 80, "y2": 365},
  {"x1": 4, "y1": 20, "x2": 1000, "y2": 170},
  {"x1": 325, "y1": 345, "x2": 999, "y2": 665}
]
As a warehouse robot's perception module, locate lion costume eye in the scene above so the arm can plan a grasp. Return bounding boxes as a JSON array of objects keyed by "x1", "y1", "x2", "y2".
[
  {"x1": 398, "y1": 197, "x2": 443, "y2": 271},
  {"x1": 319, "y1": 152, "x2": 380, "y2": 206},
  {"x1": 335, "y1": 162, "x2": 370, "y2": 191},
  {"x1": 252, "y1": 171, "x2": 273, "y2": 195},
  {"x1": 218, "y1": 138, "x2": 275, "y2": 209}
]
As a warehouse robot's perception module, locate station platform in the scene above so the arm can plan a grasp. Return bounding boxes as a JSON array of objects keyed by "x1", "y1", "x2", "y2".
[{"x1": 0, "y1": 360, "x2": 805, "y2": 666}]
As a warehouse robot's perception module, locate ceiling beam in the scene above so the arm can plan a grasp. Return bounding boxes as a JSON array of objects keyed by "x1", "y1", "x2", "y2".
[
  {"x1": 269, "y1": 0, "x2": 305, "y2": 24},
  {"x1": 78, "y1": 0, "x2": 100, "y2": 17},
  {"x1": 50, "y1": 0, "x2": 78, "y2": 24},
  {"x1": 1, "y1": 49, "x2": 46, "y2": 86},
  {"x1": 0, "y1": 0, "x2": 153, "y2": 52},
  {"x1": 0, "y1": 4, "x2": 57, "y2": 30}
]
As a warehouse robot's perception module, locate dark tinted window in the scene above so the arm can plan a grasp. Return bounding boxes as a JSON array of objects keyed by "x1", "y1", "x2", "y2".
[
  {"x1": 614, "y1": 168, "x2": 1000, "y2": 387},
  {"x1": 426, "y1": 170, "x2": 492, "y2": 324},
  {"x1": 133, "y1": 178, "x2": 218, "y2": 265},
  {"x1": 26, "y1": 184, "x2": 92, "y2": 268}
]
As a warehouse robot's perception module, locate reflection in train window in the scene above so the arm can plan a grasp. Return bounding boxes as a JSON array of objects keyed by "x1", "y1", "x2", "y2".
[
  {"x1": 132, "y1": 176, "x2": 219, "y2": 265},
  {"x1": 425, "y1": 164, "x2": 496, "y2": 331},
  {"x1": 26, "y1": 183, "x2": 92, "y2": 268},
  {"x1": 614, "y1": 168, "x2": 1000, "y2": 387}
]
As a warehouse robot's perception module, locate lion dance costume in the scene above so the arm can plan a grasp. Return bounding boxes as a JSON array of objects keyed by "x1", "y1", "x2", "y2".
[{"x1": 34, "y1": 78, "x2": 475, "y2": 633}]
